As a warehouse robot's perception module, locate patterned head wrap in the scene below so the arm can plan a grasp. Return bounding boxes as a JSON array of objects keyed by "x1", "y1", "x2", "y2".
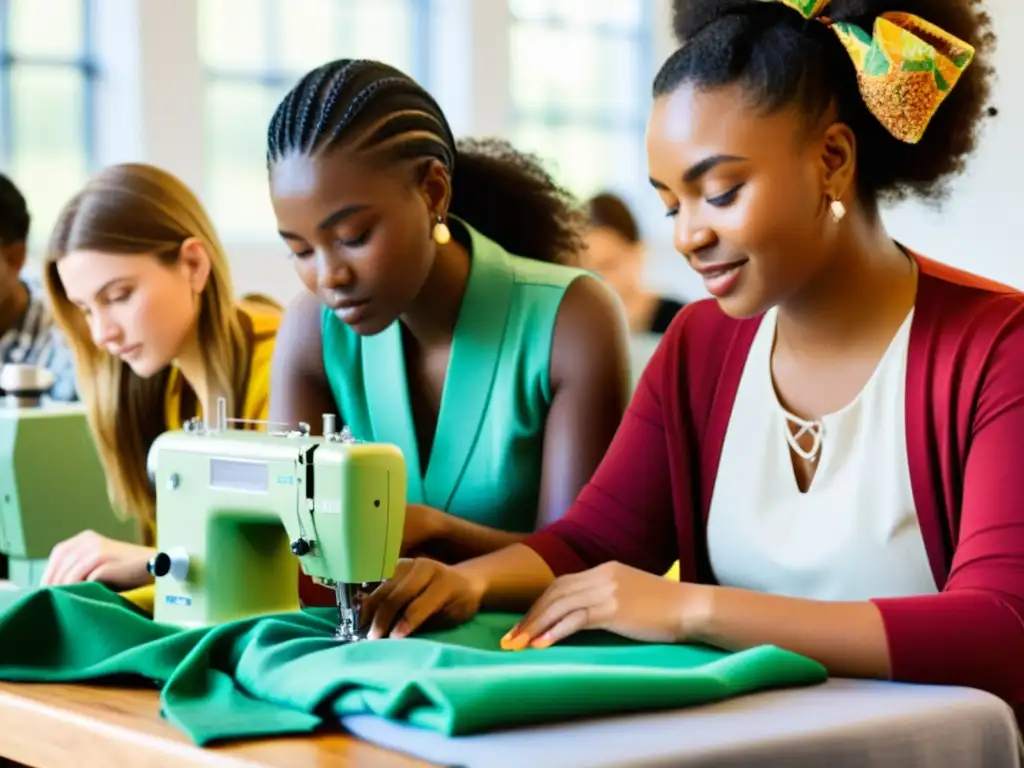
[{"x1": 778, "y1": 0, "x2": 975, "y2": 143}]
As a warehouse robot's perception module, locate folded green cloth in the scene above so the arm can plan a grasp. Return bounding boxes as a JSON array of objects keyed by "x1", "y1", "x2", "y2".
[{"x1": 0, "y1": 583, "x2": 827, "y2": 745}]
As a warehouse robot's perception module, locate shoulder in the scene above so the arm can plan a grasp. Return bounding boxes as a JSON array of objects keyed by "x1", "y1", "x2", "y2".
[
  {"x1": 507, "y1": 252, "x2": 589, "y2": 291},
  {"x1": 913, "y1": 256, "x2": 1024, "y2": 356},
  {"x1": 549, "y1": 274, "x2": 630, "y2": 394},
  {"x1": 18, "y1": 280, "x2": 55, "y2": 341},
  {"x1": 273, "y1": 290, "x2": 326, "y2": 352},
  {"x1": 904, "y1": 255, "x2": 1024, "y2": 430},
  {"x1": 661, "y1": 297, "x2": 761, "y2": 364}
]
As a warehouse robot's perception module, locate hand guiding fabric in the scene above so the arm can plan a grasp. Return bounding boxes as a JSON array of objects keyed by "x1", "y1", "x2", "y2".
[
  {"x1": 497, "y1": 562, "x2": 705, "y2": 650},
  {"x1": 359, "y1": 557, "x2": 485, "y2": 640}
]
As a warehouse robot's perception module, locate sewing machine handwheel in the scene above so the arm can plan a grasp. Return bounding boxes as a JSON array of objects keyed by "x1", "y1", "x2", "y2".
[
  {"x1": 290, "y1": 538, "x2": 311, "y2": 556},
  {"x1": 148, "y1": 552, "x2": 172, "y2": 577},
  {"x1": 148, "y1": 548, "x2": 189, "y2": 580}
]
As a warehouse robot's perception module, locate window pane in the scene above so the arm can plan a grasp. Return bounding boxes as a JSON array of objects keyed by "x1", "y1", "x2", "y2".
[
  {"x1": 204, "y1": 80, "x2": 289, "y2": 240},
  {"x1": 8, "y1": 0, "x2": 85, "y2": 58},
  {"x1": 510, "y1": 24, "x2": 643, "y2": 119},
  {"x1": 8, "y1": 65, "x2": 90, "y2": 246},
  {"x1": 338, "y1": 1, "x2": 416, "y2": 71},
  {"x1": 278, "y1": 0, "x2": 343, "y2": 72},
  {"x1": 513, "y1": 121, "x2": 645, "y2": 201},
  {"x1": 510, "y1": 0, "x2": 643, "y2": 29},
  {"x1": 199, "y1": 0, "x2": 270, "y2": 70},
  {"x1": 279, "y1": 0, "x2": 416, "y2": 74}
]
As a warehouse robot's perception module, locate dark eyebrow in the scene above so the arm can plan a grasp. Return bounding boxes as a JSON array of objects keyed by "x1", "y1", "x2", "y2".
[
  {"x1": 277, "y1": 203, "x2": 370, "y2": 241},
  {"x1": 682, "y1": 154, "x2": 747, "y2": 184}
]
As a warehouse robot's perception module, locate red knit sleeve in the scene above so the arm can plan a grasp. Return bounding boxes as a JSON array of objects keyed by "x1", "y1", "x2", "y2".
[
  {"x1": 872, "y1": 306, "x2": 1024, "y2": 718},
  {"x1": 522, "y1": 326, "x2": 681, "y2": 578}
]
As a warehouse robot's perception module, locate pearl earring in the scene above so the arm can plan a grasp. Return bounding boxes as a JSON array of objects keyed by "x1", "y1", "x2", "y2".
[
  {"x1": 829, "y1": 198, "x2": 847, "y2": 223},
  {"x1": 432, "y1": 215, "x2": 451, "y2": 245}
]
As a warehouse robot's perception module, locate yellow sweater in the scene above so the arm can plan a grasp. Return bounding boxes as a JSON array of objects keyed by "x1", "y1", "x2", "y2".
[{"x1": 122, "y1": 303, "x2": 281, "y2": 614}]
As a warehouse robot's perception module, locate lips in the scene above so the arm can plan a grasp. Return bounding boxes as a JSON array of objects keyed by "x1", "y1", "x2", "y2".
[
  {"x1": 693, "y1": 258, "x2": 748, "y2": 277},
  {"x1": 330, "y1": 298, "x2": 372, "y2": 326},
  {"x1": 326, "y1": 297, "x2": 370, "y2": 312},
  {"x1": 693, "y1": 258, "x2": 749, "y2": 299},
  {"x1": 111, "y1": 344, "x2": 141, "y2": 359}
]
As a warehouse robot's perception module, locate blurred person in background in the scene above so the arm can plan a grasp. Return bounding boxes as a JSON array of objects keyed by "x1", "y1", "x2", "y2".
[
  {"x1": 0, "y1": 172, "x2": 77, "y2": 401},
  {"x1": 584, "y1": 192, "x2": 685, "y2": 334}
]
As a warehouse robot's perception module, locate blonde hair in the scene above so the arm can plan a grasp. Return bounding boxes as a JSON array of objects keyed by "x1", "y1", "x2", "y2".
[{"x1": 43, "y1": 163, "x2": 250, "y2": 540}]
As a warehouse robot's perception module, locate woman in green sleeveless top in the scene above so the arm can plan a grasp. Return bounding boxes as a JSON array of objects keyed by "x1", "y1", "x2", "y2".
[{"x1": 265, "y1": 59, "x2": 630, "y2": 605}]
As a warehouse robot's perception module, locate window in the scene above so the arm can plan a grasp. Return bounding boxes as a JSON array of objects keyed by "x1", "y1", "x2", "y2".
[
  {"x1": 0, "y1": 0, "x2": 97, "y2": 247},
  {"x1": 508, "y1": 0, "x2": 652, "y2": 208},
  {"x1": 201, "y1": 0, "x2": 429, "y2": 241}
]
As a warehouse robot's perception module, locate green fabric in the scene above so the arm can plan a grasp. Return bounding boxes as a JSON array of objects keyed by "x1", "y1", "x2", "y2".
[
  {"x1": 0, "y1": 583, "x2": 827, "y2": 745},
  {"x1": 321, "y1": 218, "x2": 588, "y2": 533}
]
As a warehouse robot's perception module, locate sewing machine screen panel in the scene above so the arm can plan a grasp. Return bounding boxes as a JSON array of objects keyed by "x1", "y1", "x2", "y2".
[{"x1": 210, "y1": 458, "x2": 269, "y2": 494}]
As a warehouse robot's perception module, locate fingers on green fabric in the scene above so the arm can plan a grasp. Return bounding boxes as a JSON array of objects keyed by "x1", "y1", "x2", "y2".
[
  {"x1": 367, "y1": 565, "x2": 431, "y2": 640},
  {"x1": 364, "y1": 559, "x2": 454, "y2": 640}
]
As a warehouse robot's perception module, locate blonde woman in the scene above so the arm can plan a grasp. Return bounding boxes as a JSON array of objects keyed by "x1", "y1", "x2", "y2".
[{"x1": 37, "y1": 163, "x2": 281, "y2": 613}]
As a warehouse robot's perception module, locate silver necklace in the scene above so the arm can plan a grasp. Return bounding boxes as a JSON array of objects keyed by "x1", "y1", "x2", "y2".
[{"x1": 781, "y1": 409, "x2": 824, "y2": 463}]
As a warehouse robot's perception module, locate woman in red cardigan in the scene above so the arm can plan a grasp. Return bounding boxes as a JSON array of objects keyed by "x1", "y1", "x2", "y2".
[{"x1": 362, "y1": 0, "x2": 1024, "y2": 718}]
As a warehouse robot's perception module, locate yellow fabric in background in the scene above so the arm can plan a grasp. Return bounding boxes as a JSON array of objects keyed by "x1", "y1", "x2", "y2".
[
  {"x1": 164, "y1": 302, "x2": 281, "y2": 431},
  {"x1": 665, "y1": 561, "x2": 680, "y2": 580}
]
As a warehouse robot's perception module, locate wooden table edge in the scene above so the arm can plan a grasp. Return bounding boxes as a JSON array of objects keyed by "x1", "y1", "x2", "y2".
[{"x1": 0, "y1": 682, "x2": 433, "y2": 768}]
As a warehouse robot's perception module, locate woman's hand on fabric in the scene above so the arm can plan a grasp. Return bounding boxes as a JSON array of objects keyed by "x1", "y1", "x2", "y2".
[
  {"x1": 359, "y1": 557, "x2": 485, "y2": 640},
  {"x1": 501, "y1": 562, "x2": 708, "y2": 650},
  {"x1": 40, "y1": 531, "x2": 155, "y2": 590},
  {"x1": 400, "y1": 504, "x2": 449, "y2": 556}
]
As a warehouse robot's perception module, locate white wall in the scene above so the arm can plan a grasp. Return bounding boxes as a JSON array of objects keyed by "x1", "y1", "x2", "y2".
[
  {"x1": 882, "y1": 0, "x2": 1021, "y2": 288},
  {"x1": 21, "y1": 0, "x2": 1024, "y2": 303}
]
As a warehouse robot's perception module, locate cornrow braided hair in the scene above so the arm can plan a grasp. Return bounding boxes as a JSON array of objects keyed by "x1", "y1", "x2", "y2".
[
  {"x1": 266, "y1": 59, "x2": 584, "y2": 265},
  {"x1": 267, "y1": 60, "x2": 454, "y2": 172}
]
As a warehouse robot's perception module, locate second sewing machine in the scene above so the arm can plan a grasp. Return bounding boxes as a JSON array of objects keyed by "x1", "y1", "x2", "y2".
[{"x1": 146, "y1": 403, "x2": 407, "y2": 641}]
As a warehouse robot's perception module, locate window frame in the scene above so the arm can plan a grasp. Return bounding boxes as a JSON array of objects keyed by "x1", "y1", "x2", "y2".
[
  {"x1": 506, "y1": 3, "x2": 654, "y2": 134},
  {"x1": 200, "y1": 0, "x2": 433, "y2": 241},
  {"x1": 202, "y1": 0, "x2": 433, "y2": 109},
  {"x1": 0, "y1": 0, "x2": 100, "y2": 171}
]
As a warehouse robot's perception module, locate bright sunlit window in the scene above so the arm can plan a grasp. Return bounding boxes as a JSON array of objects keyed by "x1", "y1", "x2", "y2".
[
  {"x1": 200, "y1": 0, "x2": 428, "y2": 241},
  {"x1": 0, "y1": 0, "x2": 97, "y2": 248},
  {"x1": 508, "y1": 0, "x2": 652, "y2": 207}
]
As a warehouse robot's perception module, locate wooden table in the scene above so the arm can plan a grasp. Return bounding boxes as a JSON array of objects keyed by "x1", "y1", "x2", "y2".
[{"x1": 0, "y1": 682, "x2": 433, "y2": 767}]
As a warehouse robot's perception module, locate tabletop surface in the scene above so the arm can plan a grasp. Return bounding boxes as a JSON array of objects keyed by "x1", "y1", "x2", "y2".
[{"x1": 0, "y1": 681, "x2": 433, "y2": 768}]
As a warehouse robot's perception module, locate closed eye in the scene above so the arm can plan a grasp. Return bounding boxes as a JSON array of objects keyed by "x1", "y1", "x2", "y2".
[
  {"x1": 339, "y1": 227, "x2": 372, "y2": 248},
  {"x1": 707, "y1": 183, "x2": 744, "y2": 208}
]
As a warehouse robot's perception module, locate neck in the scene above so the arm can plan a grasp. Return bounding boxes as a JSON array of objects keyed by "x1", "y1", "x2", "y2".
[
  {"x1": 0, "y1": 280, "x2": 29, "y2": 336},
  {"x1": 775, "y1": 213, "x2": 916, "y2": 357},
  {"x1": 173, "y1": 325, "x2": 209, "y2": 419},
  {"x1": 400, "y1": 239, "x2": 471, "y2": 350}
]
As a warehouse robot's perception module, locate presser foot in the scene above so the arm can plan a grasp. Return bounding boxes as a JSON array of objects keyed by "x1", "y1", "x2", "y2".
[
  {"x1": 334, "y1": 607, "x2": 366, "y2": 643},
  {"x1": 333, "y1": 582, "x2": 375, "y2": 643}
]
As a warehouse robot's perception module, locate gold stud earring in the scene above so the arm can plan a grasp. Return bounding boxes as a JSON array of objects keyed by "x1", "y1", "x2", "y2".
[
  {"x1": 432, "y1": 214, "x2": 451, "y2": 245},
  {"x1": 829, "y1": 198, "x2": 847, "y2": 223}
]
